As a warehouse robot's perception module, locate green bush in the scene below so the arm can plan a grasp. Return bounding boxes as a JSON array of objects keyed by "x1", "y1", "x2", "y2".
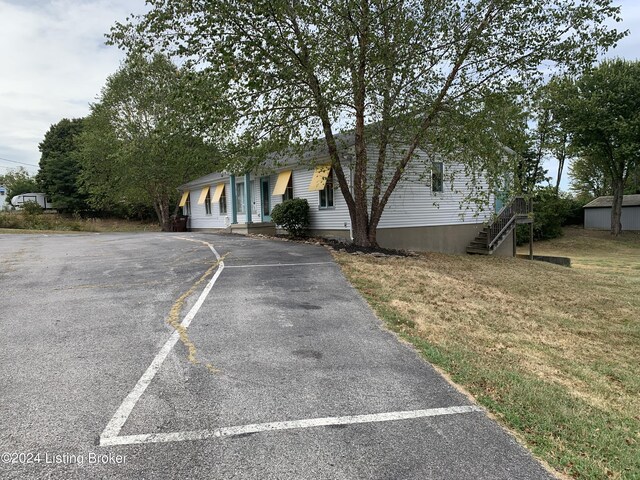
[
  {"x1": 516, "y1": 188, "x2": 584, "y2": 244},
  {"x1": 21, "y1": 200, "x2": 43, "y2": 216},
  {"x1": 271, "y1": 198, "x2": 310, "y2": 237}
]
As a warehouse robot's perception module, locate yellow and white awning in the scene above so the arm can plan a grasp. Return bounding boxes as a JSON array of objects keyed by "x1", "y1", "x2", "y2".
[
  {"x1": 178, "y1": 191, "x2": 190, "y2": 207},
  {"x1": 272, "y1": 170, "x2": 292, "y2": 196},
  {"x1": 212, "y1": 183, "x2": 225, "y2": 202},
  {"x1": 197, "y1": 186, "x2": 210, "y2": 205},
  {"x1": 308, "y1": 164, "x2": 332, "y2": 191}
]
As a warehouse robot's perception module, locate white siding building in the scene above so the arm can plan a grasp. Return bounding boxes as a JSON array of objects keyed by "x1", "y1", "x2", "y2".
[
  {"x1": 178, "y1": 140, "x2": 513, "y2": 255},
  {"x1": 0, "y1": 185, "x2": 8, "y2": 210}
]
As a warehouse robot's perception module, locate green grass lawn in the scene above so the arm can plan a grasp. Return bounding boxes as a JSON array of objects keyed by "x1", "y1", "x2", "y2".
[{"x1": 335, "y1": 227, "x2": 640, "y2": 479}]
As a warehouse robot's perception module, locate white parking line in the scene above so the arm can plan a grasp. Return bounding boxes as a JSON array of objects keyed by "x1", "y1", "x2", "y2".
[
  {"x1": 225, "y1": 262, "x2": 335, "y2": 268},
  {"x1": 99, "y1": 239, "x2": 480, "y2": 448},
  {"x1": 100, "y1": 405, "x2": 482, "y2": 446},
  {"x1": 100, "y1": 238, "x2": 224, "y2": 443}
]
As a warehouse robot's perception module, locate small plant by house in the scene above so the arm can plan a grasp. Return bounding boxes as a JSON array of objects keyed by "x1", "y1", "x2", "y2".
[{"x1": 270, "y1": 198, "x2": 310, "y2": 238}]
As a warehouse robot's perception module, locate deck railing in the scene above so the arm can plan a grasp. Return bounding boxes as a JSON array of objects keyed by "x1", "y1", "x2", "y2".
[{"x1": 487, "y1": 197, "x2": 531, "y2": 250}]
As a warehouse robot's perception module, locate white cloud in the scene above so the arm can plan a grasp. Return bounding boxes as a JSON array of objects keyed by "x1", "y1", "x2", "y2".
[
  {"x1": 0, "y1": 0, "x2": 146, "y2": 173},
  {"x1": 0, "y1": 0, "x2": 639, "y2": 184},
  {"x1": 602, "y1": 1, "x2": 640, "y2": 60}
]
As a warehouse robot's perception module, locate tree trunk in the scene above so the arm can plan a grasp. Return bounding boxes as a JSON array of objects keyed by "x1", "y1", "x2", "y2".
[
  {"x1": 351, "y1": 211, "x2": 374, "y2": 247},
  {"x1": 153, "y1": 195, "x2": 172, "y2": 232},
  {"x1": 555, "y1": 134, "x2": 568, "y2": 195},
  {"x1": 555, "y1": 156, "x2": 565, "y2": 194},
  {"x1": 611, "y1": 179, "x2": 624, "y2": 236}
]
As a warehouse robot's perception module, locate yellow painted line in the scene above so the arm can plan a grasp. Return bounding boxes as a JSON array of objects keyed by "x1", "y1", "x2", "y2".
[
  {"x1": 165, "y1": 254, "x2": 226, "y2": 373},
  {"x1": 100, "y1": 238, "x2": 225, "y2": 441}
]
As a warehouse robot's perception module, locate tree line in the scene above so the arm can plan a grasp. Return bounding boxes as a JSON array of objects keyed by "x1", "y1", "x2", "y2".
[{"x1": 3, "y1": 1, "x2": 638, "y2": 238}]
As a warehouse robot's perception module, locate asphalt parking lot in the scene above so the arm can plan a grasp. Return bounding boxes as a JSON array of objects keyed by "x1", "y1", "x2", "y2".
[{"x1": 0, "y1": 232, "x2": 553, "y2": 479}]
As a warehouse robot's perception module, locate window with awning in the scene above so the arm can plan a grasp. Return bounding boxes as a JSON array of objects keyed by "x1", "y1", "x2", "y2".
[
  {"x1": 273, "y1": 170, "x2": 292, "y2": 196},
  {"x1": 319, "y1": 169, "x2": 334, "y2": 208},
  {"x1": 197, "y1": 186, "x2": 210, "y2": 205},
  {"x1": 308, "y1": 164, "x2": 332, "y2": 191},
  {"x1": 212, "y1": 183, "x2": 225, "y2": 202},
  {"x1": 178, "y1": 191, "x2": 190, "y2": 207}
]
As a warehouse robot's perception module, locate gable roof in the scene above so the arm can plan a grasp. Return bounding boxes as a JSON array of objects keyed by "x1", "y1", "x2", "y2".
[
  {"x1": 583, "y1": 194, "x2": 640, "y2": 208},
  {"x1": 178, "y1": 132, "x2": 358, "y2": 190}
]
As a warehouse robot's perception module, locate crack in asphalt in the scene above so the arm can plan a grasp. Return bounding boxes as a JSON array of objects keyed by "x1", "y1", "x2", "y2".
[{"x1": 165, "y1": 250, "x2": 227, "y2": 374}]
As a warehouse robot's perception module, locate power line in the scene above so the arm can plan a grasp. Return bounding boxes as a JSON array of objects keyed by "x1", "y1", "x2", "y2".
[{"x1": 0, "y1": 156, "x2": 38, "y2": 167}]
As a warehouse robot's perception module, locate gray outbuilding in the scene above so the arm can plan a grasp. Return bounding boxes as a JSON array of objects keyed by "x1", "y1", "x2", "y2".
[{"x1": 583, "y1": 194, "x2": 640, "y2": 231}]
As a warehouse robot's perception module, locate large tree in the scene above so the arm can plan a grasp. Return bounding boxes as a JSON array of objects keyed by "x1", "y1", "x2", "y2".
[
  {"x1": 556, "y1": 59, "x2": 640, "y2": 235},
  {"x1": 77, "y1": 53, "x2": 219, "y2": 230},
  {"x1": 112, "y1": 0, "x2": 624, "y2": 246},
  {"x1": 36, "y1": 118, "x2": 88, "y2": 213}
]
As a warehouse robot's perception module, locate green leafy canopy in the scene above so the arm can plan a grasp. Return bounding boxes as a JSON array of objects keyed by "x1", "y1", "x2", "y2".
[
  {"x1": 555, "y1": 59, "x2": 640, "y2": 234},
  {"x1": 110, "y1": 0, "x2": 625, "y2": 245},
  {"x1": 77, "y1": 54, "x2": 221, "y2": 230}
]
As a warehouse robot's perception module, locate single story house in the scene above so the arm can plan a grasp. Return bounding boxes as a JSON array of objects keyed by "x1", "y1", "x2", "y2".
[
  {"x1": 583, "y1": 194, "x2": 640, "y2": 231},
  {"x1": 177, "y1": 136, "x2": 520, "y2": 255}
]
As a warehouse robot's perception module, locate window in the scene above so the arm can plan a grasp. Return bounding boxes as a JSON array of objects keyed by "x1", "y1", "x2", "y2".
[
  {"x1": 283, "y1": 175, "x2": 294, "y2": 201},
  {"x1": 431, "y1": 162, "x2": 444, "y2": 193},
  {"x1": 319, "y1": 169, "x2": 334, "y2": 208},
  {"x1": 204, "y1": 189, "x2": 212, "y2": 215},
  {"x1": 184, "y1": 193, "x2": 191, "y2": 216},
  {"x1": 219, "y1": 187, "x2": 227, "y2": 214},
  {"x1": 236, "y1": 182, "x2": 245, "y2": 214}
]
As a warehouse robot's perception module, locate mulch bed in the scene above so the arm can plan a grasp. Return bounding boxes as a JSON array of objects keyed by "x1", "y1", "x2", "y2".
[{"x1": 246, "y1": 232, "x2": 416, "y2": 258}]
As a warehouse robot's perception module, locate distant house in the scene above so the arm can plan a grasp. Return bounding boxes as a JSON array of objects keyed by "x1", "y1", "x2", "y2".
[
  {"x1": 177, "y1": 136, "x2": 523, "y2": 256},
  {"x1": 583, "y1": 195, "x2": 640, "y2": 231},
  {"x1": 0, "y1": 185, "x2": 8, "y2": 211}
]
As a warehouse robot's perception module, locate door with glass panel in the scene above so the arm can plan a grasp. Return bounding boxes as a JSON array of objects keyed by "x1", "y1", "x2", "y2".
[{"x1": 260, "y1": 177, "x2": 271, "y2": 222}]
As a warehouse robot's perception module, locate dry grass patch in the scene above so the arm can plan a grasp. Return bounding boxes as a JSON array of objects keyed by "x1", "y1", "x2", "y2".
[
  {"x1": 0, "y1": 211, "x2": 160, "y2": 233},
  {"x1": 335, "y1": 229, "x2": 639, "y2": 479}
]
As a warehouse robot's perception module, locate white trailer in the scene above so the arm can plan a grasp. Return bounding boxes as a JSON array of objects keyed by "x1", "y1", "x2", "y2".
[{"x1": 10, "y1": 193, "x2": 55, "y2": 210}]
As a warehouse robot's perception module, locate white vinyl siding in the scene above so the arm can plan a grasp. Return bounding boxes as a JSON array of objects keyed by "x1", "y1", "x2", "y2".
[
  {"x1": 183, "y1": 147, "x2": 492, "y2": 231},
  {"x1": 188, "y1": 181, "x2": 232, "y2": 229},
  {"x1": 377, "y1": 163, "x2": 490, "y2": 228}
]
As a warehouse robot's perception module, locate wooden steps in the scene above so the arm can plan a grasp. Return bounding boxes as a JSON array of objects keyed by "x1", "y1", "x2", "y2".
[{"x1": 466, "y1": 197, "x2": 532, "y2": 255}]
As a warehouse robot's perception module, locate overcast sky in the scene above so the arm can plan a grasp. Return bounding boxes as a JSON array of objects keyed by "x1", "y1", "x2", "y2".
[{"x1": 0, "y1": 1, "x2": 639, "y2": 190}]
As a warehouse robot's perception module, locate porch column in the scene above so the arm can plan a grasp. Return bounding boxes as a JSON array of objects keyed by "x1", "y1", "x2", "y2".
[
  {"x1": 244, "y1": 172, "x2": 252, "y2": 224},
  {"x1": 230, "y1": 174, "x2": 237, "y2": 224}
]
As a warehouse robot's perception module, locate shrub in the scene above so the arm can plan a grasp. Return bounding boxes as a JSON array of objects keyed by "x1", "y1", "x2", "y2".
[
  {"x1": 516, "y1": 188, "x2": 584, "y2": 244},
  {"x1": 21, "y1": 201, "x2": 43, "y2": 216},
  {"x1": 270, "y1": 198, "x2": 310, "y2": 237}
]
